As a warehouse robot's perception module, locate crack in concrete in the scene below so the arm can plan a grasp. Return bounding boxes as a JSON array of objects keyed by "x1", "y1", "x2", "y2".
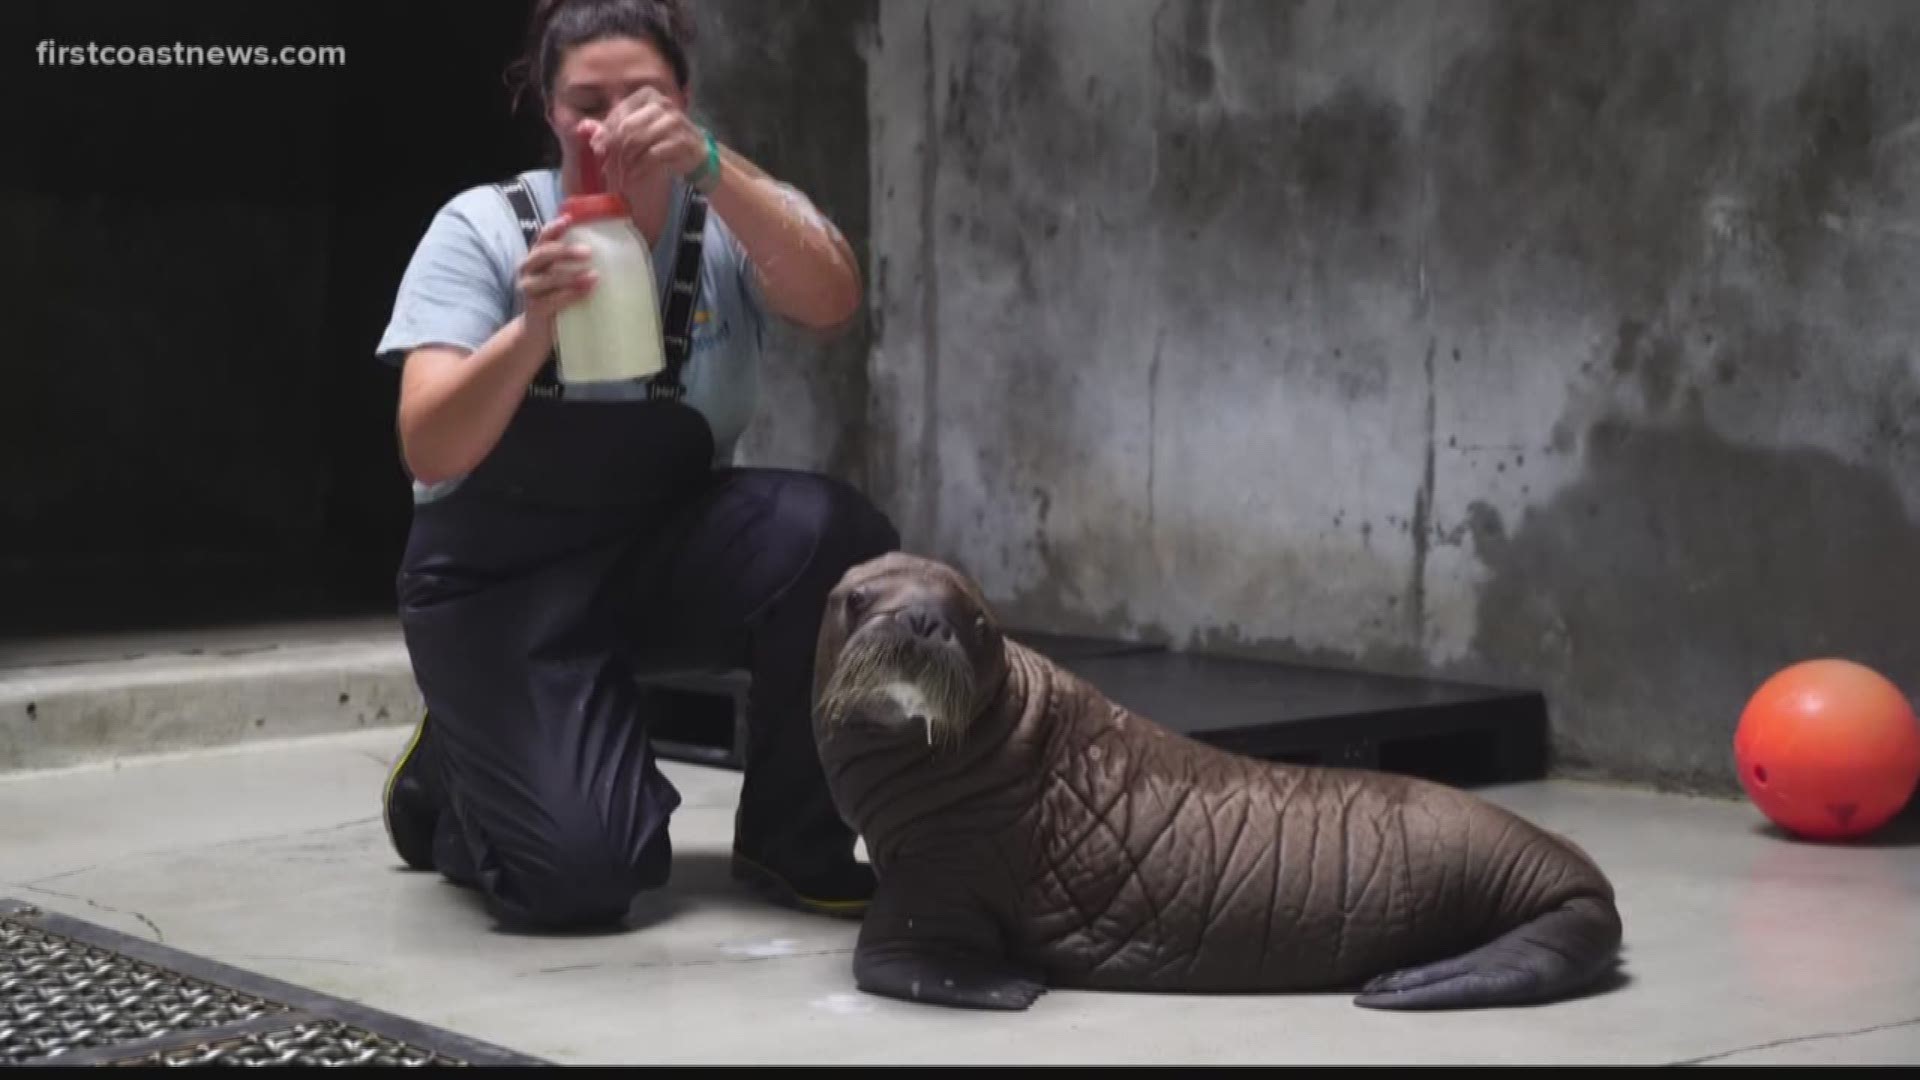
[
  {"x1": 521, "y1": 946, "x2": 853, "y2": 978},
  {"x1": 15, "y1": 883, "x2": 166, "y2": 943},
  {"x1": 1669, "y1": 1014, "x2": 1920, "y2": 1065},
  {"x1": 230, "y1": 954, "x2": 366, "y2": 968},
  {"x1": 914, "y1": 1, "x2": 941, "y2": 549},
  {"x1": 1408, "y1": 337, "x2": 1438, "y2": 649},
  {"x1": 23, "y1": 863, "x2": 99, "y2": 887},
  {"x1": 19, "y1": 815, "x2": 382, "y2": 887}
]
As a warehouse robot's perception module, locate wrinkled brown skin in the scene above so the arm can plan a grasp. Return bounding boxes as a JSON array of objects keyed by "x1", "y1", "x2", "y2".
[{"x1": 812, "y1": 553, "x2": 1625, "y2": 1012}]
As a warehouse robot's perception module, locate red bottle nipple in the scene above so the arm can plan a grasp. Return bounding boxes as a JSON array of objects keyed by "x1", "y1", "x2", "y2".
[{"x1": 563, "y1": 125, "x2": 627, "y2": 222}]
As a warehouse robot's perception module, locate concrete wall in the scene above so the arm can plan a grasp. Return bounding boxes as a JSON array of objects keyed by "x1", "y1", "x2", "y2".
[
  {"x1": 692, "y1": 0, "x2": 877, "y2": 484},
  {"x1": 14, "y1": 0, "x2": 1912, "y2": 795},
  {"x1": 867, "y1": 0, "x2": 1920, "y2": 794}
]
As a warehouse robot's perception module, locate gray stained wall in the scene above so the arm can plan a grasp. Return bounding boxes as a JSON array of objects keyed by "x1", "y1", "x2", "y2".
[
  {"x1": 862, "y1": 0, "x2": 1920, "y2": 795},
  {"x1": 695, "y1": 0, "x2": 877, "y2": 486},
  {"x1": 13, "y1": 1, "x2": 1910, "y2": 796}
]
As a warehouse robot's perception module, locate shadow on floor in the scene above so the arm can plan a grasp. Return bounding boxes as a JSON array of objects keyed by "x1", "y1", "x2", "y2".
[
  {"x1": 407, "y1": 849, "x2": 830, "y2": 939},
  {"x1": 1750, "y1": 802, "x2": 1920, "y2": 849}
]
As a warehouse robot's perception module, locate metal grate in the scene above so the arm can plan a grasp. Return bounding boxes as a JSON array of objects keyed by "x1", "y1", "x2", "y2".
[
  {"x1": 0, "y1": 902, "x2": 544, "y2": 1067},
  {"x1": 119, "y1": 1020, "x2": 462, "y2": 1067},
  {"x1": 1, "y1": 919, "x2": 286, "y2": 1064}
]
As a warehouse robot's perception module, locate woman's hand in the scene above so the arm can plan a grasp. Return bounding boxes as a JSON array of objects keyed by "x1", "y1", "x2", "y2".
[
  {"x1": 517, "y1": 214, "x2": 596, "y2": 331},
  {"x1": 400, "y1": 219, "x2": 588, "y2": 484},
  {"x1": 581, "y1": 95, "x2": 863, "y2": 334},
  {"x1": 589, "y1": 88, "x2": 708, "y2": 192}
]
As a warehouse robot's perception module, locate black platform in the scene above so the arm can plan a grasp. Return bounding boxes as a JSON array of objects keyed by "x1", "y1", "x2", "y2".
[
  {"x1": 642, "y1": 631, "x2": 1163, "y2": 769},
  {"x1": 643, "y1": 631, "x2": 1547, "y2": 788},
  {"x1": 1047, "y1": 649, "x2": 1547, "y2": 786}
]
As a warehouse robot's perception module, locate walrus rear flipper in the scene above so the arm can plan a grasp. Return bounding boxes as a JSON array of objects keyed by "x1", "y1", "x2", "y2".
[{"x1": 1353, "y1": 895, "x2": 1622, "y2": 1010}]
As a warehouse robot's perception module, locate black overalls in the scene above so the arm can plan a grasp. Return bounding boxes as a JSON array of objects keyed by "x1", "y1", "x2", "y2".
[{"x1": 394, "y1": 177, "x2": 898, "y2": 930}]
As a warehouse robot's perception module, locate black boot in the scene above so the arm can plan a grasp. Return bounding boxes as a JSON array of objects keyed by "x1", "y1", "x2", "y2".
[
  {"x1": 730, "y1": 661, "x2": 877, "y2": 919},
  {"x1": 382, "y1": 711, "x2": 445, "y2": 872},
  {"x1": 729, "y1": 846, "x2": 875, "y2": 919}
]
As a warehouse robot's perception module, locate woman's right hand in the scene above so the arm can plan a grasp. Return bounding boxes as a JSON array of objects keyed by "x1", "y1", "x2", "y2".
[
  {"x1": 397, "y1": 216, "x2": 601, "y2": 486},
  {"x1": 518, "y1": 214, "x2": 596, "y2": 327}
]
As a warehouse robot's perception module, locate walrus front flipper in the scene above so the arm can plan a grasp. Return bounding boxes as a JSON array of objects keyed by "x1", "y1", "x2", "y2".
[
  {"x1": 852, "y1": 874, "x2": 1047, "y2": 1011},
  {"x1": 856, "y1": 943, "x2": 1047, "y2": 1010},
  {"x1": 1354, "y1": 895, "x2": 1622, "y2": 1010}
]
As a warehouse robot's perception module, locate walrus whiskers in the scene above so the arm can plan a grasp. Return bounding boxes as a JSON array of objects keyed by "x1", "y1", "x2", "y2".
[{"x1": 817, "y1": 629, "x2": 977, "y2": 752}]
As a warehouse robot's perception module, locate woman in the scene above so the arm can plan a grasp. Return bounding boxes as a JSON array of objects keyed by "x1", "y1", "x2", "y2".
[{"x1": 374, "y1": 0, "x2": 899, "y2": 931}]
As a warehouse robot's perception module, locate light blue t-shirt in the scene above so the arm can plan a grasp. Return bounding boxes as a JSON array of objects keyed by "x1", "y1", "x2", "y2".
[{"x1": 376, "y1": 168, "x2": 773, "y2": 502}]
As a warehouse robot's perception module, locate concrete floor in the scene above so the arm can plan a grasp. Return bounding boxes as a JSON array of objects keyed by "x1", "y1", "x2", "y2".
[{"x1": 3, "y1": 727, "x2": 1917, "y2": 1066}]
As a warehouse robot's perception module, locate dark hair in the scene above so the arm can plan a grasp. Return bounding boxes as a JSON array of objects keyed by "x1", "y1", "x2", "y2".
[{"x1": 506, "y1": 0, "x2": 697, "y2": 112}]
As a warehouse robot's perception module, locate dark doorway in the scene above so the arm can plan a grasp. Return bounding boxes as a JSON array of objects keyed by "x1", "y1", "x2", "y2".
[{"x1": 4, "y1": 1, "x2": 543, "y2": 636}]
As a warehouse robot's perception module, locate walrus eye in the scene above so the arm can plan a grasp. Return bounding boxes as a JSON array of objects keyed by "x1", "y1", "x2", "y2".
[
  {"x1": 845, "y1": 587, "x2": 872, "y2": 618},
  {"x1": 973, "y1": 615, "x2": 988, "y2": 637}
]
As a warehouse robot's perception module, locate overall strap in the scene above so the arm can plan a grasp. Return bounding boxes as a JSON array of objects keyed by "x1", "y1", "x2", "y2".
[
  {"x1": 493, "y1": 176, "x2": 710, "y2": 403},
  {"x1": 651, "y1": 190, "x2": 709, "y2": 402},
  {"x1": 496, "y1": 176, "x2": 564, "y2": 398}
]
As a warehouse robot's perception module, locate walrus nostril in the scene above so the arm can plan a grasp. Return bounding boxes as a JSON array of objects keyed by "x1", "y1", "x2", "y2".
[{"x1": 900, "y1": 607, "x2": 946, "y2": 640}]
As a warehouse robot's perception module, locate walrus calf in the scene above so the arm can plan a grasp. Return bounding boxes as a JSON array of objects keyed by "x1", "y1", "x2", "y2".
[{"x1": 809, "y1": 552, "x2": 1624, "y2": 1012}]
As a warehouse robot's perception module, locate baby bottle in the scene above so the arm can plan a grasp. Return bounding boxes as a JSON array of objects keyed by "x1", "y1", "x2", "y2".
[{"x1": 553, "y1": 133, "x2": 665, "y2": 383}]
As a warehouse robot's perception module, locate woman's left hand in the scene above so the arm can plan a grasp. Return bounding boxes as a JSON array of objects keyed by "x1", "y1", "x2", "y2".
[{"x1": 589, "y1": 88, "x2": 707, "y2": 192}]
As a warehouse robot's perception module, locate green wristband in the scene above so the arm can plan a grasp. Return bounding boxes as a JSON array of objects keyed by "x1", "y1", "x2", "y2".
[{"x1": 689, "y1": 129, "x2": 721, "y2": 195}]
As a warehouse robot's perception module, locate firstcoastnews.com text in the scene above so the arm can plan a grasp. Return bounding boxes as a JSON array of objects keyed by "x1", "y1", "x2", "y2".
[{"x1": 37, "y1": 40, "x2": 347, "y2": 68}]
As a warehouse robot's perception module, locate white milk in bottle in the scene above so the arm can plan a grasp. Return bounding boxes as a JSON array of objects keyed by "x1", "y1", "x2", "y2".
[{"x1": 554, "y1": 135, "x2": 665, "y2": 384}]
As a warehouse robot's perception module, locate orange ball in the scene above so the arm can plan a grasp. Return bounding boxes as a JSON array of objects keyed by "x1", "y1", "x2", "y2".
[{"x1": 1734, "y1": 659, "x2": 1920, "y2": 841}]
